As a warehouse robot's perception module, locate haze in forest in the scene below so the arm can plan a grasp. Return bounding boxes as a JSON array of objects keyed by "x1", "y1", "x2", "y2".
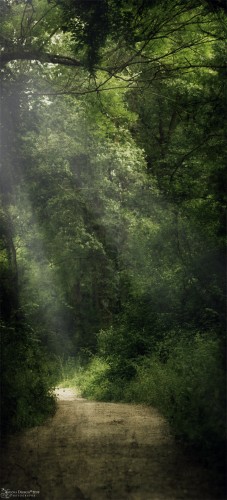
[{"x1": 0, "y1": 0, "x2": 226, "y2": 492}]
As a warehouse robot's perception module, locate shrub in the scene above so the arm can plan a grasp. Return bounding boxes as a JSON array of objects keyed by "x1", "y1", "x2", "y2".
[
  {"x1": 125, "y1": 332, "x2": 226, "y2": 463},
  {"x1": 0, "y1": 322, "x2": 56, "y2": 436},
  {"x1": 76, "y1": 357, "x2": 112, "y2": 400},
  {"x1": 78, "y1": 329, "x2": 225, "y2": 466}
]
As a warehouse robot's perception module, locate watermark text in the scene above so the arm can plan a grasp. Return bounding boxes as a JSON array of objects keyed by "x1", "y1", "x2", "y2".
[{"x1": 1, "y1": 489, "x2": 40, "y2": 499}]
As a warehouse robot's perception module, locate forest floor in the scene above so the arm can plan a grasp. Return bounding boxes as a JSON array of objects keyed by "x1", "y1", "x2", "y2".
[{"x1": 1, "y1": 388, "x2": 225, "y2": 500}]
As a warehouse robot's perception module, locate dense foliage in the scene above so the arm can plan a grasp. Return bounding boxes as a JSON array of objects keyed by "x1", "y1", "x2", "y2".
[{"x1": 0, "y1": 0, "x2": 226, "y2": 472}]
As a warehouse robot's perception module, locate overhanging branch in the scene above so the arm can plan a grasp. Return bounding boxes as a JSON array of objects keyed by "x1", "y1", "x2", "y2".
[{"x1": 0, "y1": 50, "x2": 83, "y2": 68}]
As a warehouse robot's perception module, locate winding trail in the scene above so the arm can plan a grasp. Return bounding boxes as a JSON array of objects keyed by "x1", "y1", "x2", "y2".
[{"x1": 1, "y1": 388, "x2": 224, "y2": 499}]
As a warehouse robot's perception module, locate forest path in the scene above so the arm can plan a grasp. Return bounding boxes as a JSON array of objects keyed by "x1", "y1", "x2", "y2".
[{"x1": 1, "y1": 388, "x2": 223, "y2": 500}]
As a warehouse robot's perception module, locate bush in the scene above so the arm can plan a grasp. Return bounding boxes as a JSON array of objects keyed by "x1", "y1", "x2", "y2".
[
  {"x1": 78, "y1": 330, "x2": 226, "y2": 466},
  {"x1": 126, "y1": 333, "x2": 226, "y2": 463},
  {"x1": 0, "y1": 322, "x2": 56, "y2": 436},
  {"x1": 76, "y1": 357, "x2": 112, "y2": 400}
]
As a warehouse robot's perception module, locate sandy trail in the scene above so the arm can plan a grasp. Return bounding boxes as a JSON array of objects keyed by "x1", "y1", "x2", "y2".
[{"x1": 1, "y1": 388, "x2": 224, "y2": 500}]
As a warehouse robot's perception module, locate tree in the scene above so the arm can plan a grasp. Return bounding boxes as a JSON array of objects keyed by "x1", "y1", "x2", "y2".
[
  {"x1": 1, "y1": 0, "x2": 225, "y2": 94},
  {"x1": 13, "y1": 83, "x2": 146, "y2": 353}
]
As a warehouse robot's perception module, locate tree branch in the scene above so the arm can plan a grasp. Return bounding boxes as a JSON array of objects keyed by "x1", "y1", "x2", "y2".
[{"x1": 0, "y1": 50, "x2": 83, "y2": 68}]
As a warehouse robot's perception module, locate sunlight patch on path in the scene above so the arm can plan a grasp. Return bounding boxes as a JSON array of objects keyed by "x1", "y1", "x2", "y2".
[{"x1": 54, "y1": 387, "x2": 83, "y2": 401}]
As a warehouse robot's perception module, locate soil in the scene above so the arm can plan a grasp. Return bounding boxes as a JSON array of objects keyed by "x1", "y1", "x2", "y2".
[{"x1": 1, "y1": 388, "x2": 225, "y2": 500}]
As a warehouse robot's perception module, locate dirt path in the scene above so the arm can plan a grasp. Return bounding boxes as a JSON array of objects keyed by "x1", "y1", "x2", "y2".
[{"x1": 1, "y1": 388, "x2": 224, "y2": 500}]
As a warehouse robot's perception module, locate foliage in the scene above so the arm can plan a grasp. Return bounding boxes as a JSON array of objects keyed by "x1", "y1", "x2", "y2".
[
  {"x1": 76, "y1": 332, "x2": 226, "y2": 465},
  {"x1": 0, "y1": 321, "x2": 56, "y2": 435},
  {"x1": 76, "y1": 357, "x2": 112, "y2": 401},
  {"x1": 54, "y1": 355, "x2": 81, "y2": 386},
  {"x1": 127, "y1": 333, "x2": 226, "y2": 462}
]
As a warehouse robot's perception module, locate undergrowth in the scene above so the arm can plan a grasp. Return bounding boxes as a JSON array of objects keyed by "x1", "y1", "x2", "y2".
[
  {"x1": 1, "y1": 322, "x2": 57, "y2": 436},
  {"x1": 61, "y1": 330, "x2": 226, "y2": 469}
]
